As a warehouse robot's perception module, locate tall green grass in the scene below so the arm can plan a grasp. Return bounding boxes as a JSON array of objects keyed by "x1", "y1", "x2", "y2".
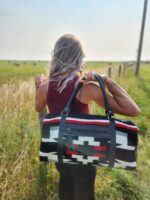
[{"x1": 0, "y1": 61, "x2": 150, "y2": 199}]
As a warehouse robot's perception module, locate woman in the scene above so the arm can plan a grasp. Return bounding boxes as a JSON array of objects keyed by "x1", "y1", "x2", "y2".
[{"x1": 35, "y1": 34, "x2": 141, "y2": 200}]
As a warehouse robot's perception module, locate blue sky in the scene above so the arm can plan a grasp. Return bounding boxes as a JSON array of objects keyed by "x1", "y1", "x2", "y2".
[{"x1": 0, "y1": 0, "x2": 149, "y2": 61}]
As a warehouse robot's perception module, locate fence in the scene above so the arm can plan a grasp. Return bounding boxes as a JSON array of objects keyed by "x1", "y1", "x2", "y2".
[{"x1": 107, "y1": 62, "x2": 136, "y2": 78}]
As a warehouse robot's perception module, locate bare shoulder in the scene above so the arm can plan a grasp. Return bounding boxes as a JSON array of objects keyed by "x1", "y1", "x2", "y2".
[
  {"x1": 76, "y1": 81, "x2": 103, "y2": 105},
  {"x1": 84, "y1": 81, "x2": 102, "y2": 97},
  {"x1": 82, "y1": 81, "x2": 99, "y2": 90}
]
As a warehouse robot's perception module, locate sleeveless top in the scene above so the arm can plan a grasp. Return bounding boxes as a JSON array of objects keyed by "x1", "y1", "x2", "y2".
[{"x1": 46, "y1": 76, "x2": 89, "y2": 114}]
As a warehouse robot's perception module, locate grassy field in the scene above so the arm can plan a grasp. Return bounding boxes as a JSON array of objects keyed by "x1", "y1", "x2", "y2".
[
  {"x1": 0, "y1": 60, "x2": 47, "y2": 85},
  {"x1": 0, "y1": 60, "x2": 150, "y2": 200},
  {"x1": 0, "y1": 60, "x2": 121, "y2": 85}
]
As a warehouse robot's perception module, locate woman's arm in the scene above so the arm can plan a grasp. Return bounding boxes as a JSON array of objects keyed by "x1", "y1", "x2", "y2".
[
  {"x1": 78, "y1": 73, "x2": 141, "y2": 117},
  {"x1": 35, "y1": 75, "x2": 47, "y2": 112}
]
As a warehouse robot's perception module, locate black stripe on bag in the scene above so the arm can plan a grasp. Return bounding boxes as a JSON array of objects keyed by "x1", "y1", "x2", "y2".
[
  {"x1": 40, "y1": 156, "x2": 48, "y2": 162},
  {"x1": 125, "y1": 166, "x2": 136, "y2": 171},
  {"x1": 40, "y1": 142, "x2": 57, "y2": 153},
  {"x1": 115, "y1": 148, "x2": 137, "y2": 162}
]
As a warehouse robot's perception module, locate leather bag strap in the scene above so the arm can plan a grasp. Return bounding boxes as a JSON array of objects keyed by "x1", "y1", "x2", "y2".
[
  {"x1": 62, "y1": 74, "x2": 114, "y2": 118},
  {"x1": 58, "y1": 74, "x2": 116, "y2": 166}
]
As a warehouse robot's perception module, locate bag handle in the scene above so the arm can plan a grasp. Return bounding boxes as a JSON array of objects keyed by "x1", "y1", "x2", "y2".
[
  {"x1": 58, "y1": 74, "x2": 116, "y2": 165},
  {"x1": 62, "y1": 73, "x2": 114, "y2": 118},
  {"x1": 94, "y1": 74, "x2": 114, "y2": 117}
]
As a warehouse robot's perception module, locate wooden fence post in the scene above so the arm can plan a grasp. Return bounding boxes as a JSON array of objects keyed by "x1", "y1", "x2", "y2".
[{"x1": 118, "y1": 65, "x2": 122, "y2": 77}]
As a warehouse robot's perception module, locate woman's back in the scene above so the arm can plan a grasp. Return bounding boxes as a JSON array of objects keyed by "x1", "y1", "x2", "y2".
[{"x1": 46, "y1": 75, "x2": 89, "y2": 114}]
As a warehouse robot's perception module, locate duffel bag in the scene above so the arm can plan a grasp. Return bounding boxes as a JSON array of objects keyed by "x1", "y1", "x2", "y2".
[{"x1": 40, "y1": 74, "x2": 138, "y2": 170}]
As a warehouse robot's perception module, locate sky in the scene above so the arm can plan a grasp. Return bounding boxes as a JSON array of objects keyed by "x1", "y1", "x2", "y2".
[{"x1": 0, "y1": 0, "x2": 150, "y2": 61}]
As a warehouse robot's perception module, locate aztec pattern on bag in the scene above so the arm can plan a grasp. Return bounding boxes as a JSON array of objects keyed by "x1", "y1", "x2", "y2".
[{"x1": 40, "y1": 114, "x2": 138, "y2": 170}]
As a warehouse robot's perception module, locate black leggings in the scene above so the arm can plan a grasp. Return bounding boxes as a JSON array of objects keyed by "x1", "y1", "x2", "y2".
[{"x1": 55, "y1": 163, "x2": 96, "y2": 200}]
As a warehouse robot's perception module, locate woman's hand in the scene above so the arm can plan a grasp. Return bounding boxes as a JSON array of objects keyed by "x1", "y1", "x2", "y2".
[
  {"x1": 80, "y1": 72, "x2": 108, "y2": 84},
  {"x1": 35, "y1": 75, "x2": 47, "y2": 89}
]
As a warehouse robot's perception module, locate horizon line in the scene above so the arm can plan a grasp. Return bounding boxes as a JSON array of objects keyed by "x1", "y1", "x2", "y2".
[{"x1": 0, "y1": 59, "x2": 150, "y2": 62}]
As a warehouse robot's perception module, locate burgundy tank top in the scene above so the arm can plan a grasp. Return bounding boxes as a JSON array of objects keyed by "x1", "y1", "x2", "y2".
[{"x1": 46, "y1": 76, "x2": 89, "y2": 114}]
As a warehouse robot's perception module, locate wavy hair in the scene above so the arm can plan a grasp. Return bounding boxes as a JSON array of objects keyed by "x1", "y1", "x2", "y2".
[{"x1": 49, "y1": 34, "x2": 85, "y2": 93}]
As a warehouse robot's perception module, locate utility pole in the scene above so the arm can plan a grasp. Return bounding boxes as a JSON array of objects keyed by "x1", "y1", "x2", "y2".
[{"x1": 135, "y1": 0, "x2": 148, "y2": 76}]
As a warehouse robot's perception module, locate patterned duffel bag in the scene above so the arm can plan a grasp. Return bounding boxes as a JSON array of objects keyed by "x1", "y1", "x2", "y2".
[{"x1": 40, "y1": 74, "x2": 138, "y2": 170}]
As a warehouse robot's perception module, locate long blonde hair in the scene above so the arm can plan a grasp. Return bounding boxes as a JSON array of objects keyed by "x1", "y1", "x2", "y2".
[{"x1": 49, "y1": 34, "x2": 85, "y2": 93}]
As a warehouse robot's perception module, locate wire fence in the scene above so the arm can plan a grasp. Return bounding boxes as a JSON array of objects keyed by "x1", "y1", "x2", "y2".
[{"x1": 107, "y1": 62, "x2": 137, "y2": 78}]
